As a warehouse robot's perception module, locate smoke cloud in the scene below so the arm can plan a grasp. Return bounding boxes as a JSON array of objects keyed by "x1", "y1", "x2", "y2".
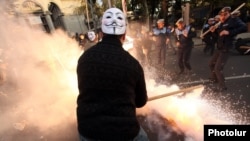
[{"x1": 0, "y1": 2, "x2": 80, "y2": 140}]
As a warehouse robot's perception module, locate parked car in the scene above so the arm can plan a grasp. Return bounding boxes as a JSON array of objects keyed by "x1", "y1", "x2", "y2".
[{"x1": 234, "y1": 33, "x2": 250, "y2": 55}]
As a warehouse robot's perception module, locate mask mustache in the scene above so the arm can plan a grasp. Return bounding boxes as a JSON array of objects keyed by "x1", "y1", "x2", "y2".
[{"x1": 105, "y1": 21, "x2": 123, "y2": 27}]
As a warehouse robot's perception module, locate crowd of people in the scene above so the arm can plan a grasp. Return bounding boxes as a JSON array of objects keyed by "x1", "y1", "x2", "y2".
[
  {"x1": 129, "y1": 6, "x2": 247, "y2": 92},
  {"x1": 125, "y1": 19, "x2": 177, "y2": 69},
  {"x1": 72, "y1": 5, "x2": 248, "y2": 93},
  {"x1": 122, "y1": 17, "x2": 197, "y2": 80}
]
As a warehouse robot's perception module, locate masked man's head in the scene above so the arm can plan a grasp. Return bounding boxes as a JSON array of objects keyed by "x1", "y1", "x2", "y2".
[{"x1": 101, "y1": 8, "x2": 126, "y2": 35}]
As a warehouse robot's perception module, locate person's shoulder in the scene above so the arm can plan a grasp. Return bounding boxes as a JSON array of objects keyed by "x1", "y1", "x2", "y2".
[
  {"x1": 81, "y1": 43, "x2": 98, "y2": 54},
  {"x1": 233, "y1": 16, "x2": 246, "y2": 24},
  {"x1": 123, "y1": 51, "x2": 141, "y2": 64}
]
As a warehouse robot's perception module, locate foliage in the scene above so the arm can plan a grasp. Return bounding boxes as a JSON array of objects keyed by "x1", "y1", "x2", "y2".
[{"x1": 73, "y1": 0, "x2": 250, "y2": 30}]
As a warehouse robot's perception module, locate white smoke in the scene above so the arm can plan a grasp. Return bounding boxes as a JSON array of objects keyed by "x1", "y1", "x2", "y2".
[{"x1": 0, "y1": 3, "x2": 80, "y2": 140}]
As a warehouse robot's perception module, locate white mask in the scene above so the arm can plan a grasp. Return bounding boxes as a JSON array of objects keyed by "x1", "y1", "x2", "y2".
[
  {"x1": 101, "y1": 8, "x2": 126, "y2": 35},
  {"x1": 87, "y1": 31, "x2": 96, "y2": 41}
]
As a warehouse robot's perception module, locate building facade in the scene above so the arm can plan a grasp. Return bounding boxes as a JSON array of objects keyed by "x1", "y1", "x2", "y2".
[{"x1": 12, "y1": 0, "x2": 89, "y2": 36}]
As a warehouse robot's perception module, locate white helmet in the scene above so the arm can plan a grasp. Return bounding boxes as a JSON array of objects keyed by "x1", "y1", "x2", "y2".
[
  {"x1": 87, "y1": 31, "x2": 96, "y2": 41},
  {"x1": 101, "y1": 8, "x2": 126, "y2": 35},
  {"x1": 175, "y1": 18, "x2": 184, "y2": 25},
  {"x1": 157, "y1": 19, "x2": 164, "y2": 24}
]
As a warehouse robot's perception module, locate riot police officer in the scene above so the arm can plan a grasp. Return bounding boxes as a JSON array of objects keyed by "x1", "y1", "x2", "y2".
[
  {"x1": 209, "y1": 6, "x2": 247, "y2": 91},
  {"x1": 153, "y1": 19, "x2": 167, "y2": 67},
  {"x1": 202, "y1": 18, "x2": 217, "y2": 55},
  {"x1": 175, "y1": 18, "x2": 197, "y2": 74}
]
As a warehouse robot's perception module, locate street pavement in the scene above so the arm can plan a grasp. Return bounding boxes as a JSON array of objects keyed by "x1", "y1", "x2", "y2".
[
  {"x1": 136, "y1": 35, "x2": 250, "y2": 140},
  {"x1": 147, "y1": 35, "x2": 250, "y2": 122}
]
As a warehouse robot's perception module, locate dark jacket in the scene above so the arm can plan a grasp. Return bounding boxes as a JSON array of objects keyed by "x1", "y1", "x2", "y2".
[
  {"x1": 216, "y1": 16, "x2": 247, "y2": 51},
  {"x1": 175, "y1": 25, "x2": 197, "y2": 49},
  {"x1": 202, "y1": 24, "x2": 217, "y2": 45},
  {"x1": 76, "y1": 35, "x2": 148, "y2": 141}
]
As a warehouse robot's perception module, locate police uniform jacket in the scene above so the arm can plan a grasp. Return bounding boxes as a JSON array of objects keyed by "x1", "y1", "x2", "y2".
[
  {"x1": 215, "y1": 16, "x2": 247, "y2": 52},
  {"x1": 175, "y1": 25, "x2": 196, "y2": 49},
  {"x1": 202, "y1": 23, "x2": 216, "y2": 45},
  {"x1": 153, "y1": 27, "x2": 167, "y2": 47}
]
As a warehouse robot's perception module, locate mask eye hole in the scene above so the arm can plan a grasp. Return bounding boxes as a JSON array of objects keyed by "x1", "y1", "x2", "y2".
[
  {"x1": 106, "y1": 16, "x2": 111, "y2": 19},
  {"x1": 117, "y1": 16, "x2": 123, "y2": 20}
]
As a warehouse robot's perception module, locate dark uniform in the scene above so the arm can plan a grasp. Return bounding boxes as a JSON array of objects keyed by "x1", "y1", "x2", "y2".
[
  {"x1": 209, "y1": 7, "x2": 247, "y2": 91},
  {"x1": 202, "y1": 18, "x2": 217, "y2": 55},
  {"x1": 153, "y1": 19, "x2": 167, "y2": 67},
  {"x1": 175, "y1": 19, "x2": 197, "y2": 74}
]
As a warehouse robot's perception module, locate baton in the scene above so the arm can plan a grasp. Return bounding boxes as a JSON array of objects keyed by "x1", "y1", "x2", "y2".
[{"x1": 148, "y1": 85, "x2": 203, "y2": 101}]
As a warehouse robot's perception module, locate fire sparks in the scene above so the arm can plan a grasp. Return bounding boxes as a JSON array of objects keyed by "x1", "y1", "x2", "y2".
[{"x1": 137, "y1": 79, "x2": 245, "y2": 140}]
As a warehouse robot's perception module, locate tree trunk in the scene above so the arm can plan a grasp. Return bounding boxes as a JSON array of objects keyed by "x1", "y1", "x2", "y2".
[
  {"x1": 142, "y1": 0, "x2": 150, "y2": 30},
  {"x1": 162, "y1": 0, "x2": 168, "y2": 25}
]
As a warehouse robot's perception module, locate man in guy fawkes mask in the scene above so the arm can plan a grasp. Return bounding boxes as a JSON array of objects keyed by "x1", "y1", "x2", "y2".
[
  {"x1": 76, "y1": 7, "x2": 149, "y2": 141},
  {"x1": 84, "y1": 31, "x2": 98, "y2": 51}
]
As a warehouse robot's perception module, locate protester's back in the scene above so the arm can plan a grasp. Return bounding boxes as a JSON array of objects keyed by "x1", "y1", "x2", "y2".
[{"x1": 76, "y1": 7, "x2": 148, "y2": 141}]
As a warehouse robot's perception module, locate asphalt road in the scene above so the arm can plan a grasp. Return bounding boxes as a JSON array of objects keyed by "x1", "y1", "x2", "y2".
[
  {"x1": 132, "y1": 36, "x2": 249, "y2": 140},
  {"x1": 149, "y1": 37, "x2": 250, "y2": 122}
]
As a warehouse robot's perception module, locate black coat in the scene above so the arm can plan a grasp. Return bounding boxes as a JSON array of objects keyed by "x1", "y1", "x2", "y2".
[
  {"x1": 76, "y1": 35, "x2": 147, "y2": 141},
  {"x1": 202, "y1": 24, "x2": 217, "y2": 45},
  {"x1": 215, "y1": 16, "x2": 247, "y2": 51}
]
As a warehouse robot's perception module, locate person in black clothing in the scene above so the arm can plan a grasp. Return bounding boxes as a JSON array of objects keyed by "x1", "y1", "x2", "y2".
[
  {"x1": 174, "y1": 18, "x2": 197, "y2": 74},
  {"x1": 209, "y1": 7, "x2": 247, "y2": 91},
  {"x1": 202, "y1": 18, "x2": 216, "y2": 55},
  {"x1": 76, "y1": 7, "x2": 149, "y2": 141}
]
